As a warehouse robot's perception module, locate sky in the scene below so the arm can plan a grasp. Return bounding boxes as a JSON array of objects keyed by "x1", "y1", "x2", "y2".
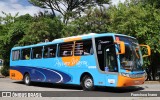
[
  {"x1": 112, "y1": 0, "x2": 126, "y2": 5},
  {"x1": 0, "y1": 0, "x2": 45, "y2": 17},
  {"x1": 0, "y1": 0, "x2": 125, "y2": 17}
]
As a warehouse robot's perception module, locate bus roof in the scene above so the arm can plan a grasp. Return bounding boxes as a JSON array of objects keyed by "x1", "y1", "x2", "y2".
[{"x1": 11, "y1": 33, "x2": 135, "y2": 50}]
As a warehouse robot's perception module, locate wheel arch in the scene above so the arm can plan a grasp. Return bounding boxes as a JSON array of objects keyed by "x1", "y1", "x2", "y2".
[
  {"x1": 80, "y1": 72, "x2": 94, "y2": 84},
  {"x1": 23, "y1": 72, "x2": 29, "y2": 79}
]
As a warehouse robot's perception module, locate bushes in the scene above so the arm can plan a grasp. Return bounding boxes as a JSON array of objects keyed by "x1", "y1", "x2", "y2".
[{"x1": 0, "y1": 66, "x2": 9, "y2": 77}]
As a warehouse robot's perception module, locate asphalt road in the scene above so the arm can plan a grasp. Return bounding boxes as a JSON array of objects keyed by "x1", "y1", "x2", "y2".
[{"x1": 0, "y1": 78, "x2": 160, "y2": 100}]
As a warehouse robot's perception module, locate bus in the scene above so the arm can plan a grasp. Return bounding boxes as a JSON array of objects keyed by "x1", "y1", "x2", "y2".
[{"x1": 10, "y1": 33, "x2": 151, "y2": 91}]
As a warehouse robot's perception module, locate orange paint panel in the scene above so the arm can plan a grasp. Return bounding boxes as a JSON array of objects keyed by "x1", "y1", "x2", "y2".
[
  {"x1": 64, "y1": 37, "x2": 81, "y2": 42},
  {"x1": 62, "y1": 36, "x2": 82, "y2": 67},
  {"x1": 117, "y1": 75, "x2": 145, "y2": 87},
  {"x1": 126, "y1": 70, "x2": 131, "y2": 72},
  {"x1": 10, "y1": 70, "x2": 23, "y2": 80},
  {"x1": 62, "y1": 56, "x2": 81, "y2": 66}
]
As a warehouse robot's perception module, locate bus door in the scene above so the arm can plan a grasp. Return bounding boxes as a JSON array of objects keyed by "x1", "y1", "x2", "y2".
[{"x1": 95, "y1": 36, "x2": 118, "y2": 72}]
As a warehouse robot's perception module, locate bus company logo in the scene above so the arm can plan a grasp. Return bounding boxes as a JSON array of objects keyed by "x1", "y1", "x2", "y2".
[
  {"x1": 54, "y1": 58, "x2": 89, "y2": 67},
  {"x1": 98, "y1": 40, "x2": 111, "y2": 44},
  {"x1": 2, "y1": 92, "x2": 11, "y2": 97}
]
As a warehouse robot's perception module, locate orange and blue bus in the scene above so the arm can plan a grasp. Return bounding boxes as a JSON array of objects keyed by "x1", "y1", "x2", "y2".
[{"x1": 10, "y1": 33, "x2": 150, "y2": 90}]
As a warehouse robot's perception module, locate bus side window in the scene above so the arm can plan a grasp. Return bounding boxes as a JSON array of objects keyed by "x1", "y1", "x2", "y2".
[
  {"x1": 59, "y1": 42, "x2": 74, "y2": 57},
  {"x1": 43, "y1": 47, "x2": 49, "y2": 58},
  {"x1": 25, "y1": 54, "x2": 30, "y2": 60},
  {"x1": 32, "y1": 46, "x2": 43, "y2": 59},
  {"x1": 48, "y1": 46, "x2": 56, "y2": 58},
  {"x1": 12, "y1": 50, "x2": 20, "y2": 61},
  {"x1": 21, "y1": 48, "x2": 31, "y2": 60},
  {"x1": 43, "y1": 45, "x2": 56, "y2": 58},
  {"x1": 74, "y1": 40, "x2": 93, "y2": 56}
]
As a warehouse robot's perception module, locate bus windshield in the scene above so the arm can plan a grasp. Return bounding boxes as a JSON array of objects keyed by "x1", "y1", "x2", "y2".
[{"x1": 116, "y1": 36, "x2": 143, "y2": 71}]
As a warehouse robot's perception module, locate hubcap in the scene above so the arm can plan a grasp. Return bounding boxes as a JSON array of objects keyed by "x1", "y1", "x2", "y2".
[
  {"x1": 155, "y1": 76, "x2": 159, "y2": 80},
  {"x1": 25, "y1": 76, "x2": 29, "y2": 84},
  {"x1": 84, "y1": 78, "x2": 93, "y2": 88}
]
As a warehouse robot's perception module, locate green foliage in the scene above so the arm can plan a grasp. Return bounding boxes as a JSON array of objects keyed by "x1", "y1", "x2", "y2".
[
  {"x1": 19, "y1": 17, "x2": 64, "y2": 45},
  {"x1": 63, "y1": 8, "x2": 109, "y2": 36},
  {"x1": 141, "y1": 0, "x2": 160, "y2": 9},
  {"x1": 97, "y1": 0, "x2": 110, "y2": 4},
  {"x1": 106, "y1": 0, "x2": 160, "y2": 69},
  {"x1": 0, "y1": 66, "x2": 9, "y2": 76},
  {"x1": 0, "y1": 0, "x2": 160, "y2": 77},
  {"x1": 0, "y1": 12, "x2": 65, "y2": 76},
  {"x1": 0, "y1": 13, "x2": 31, "y2": 76}
]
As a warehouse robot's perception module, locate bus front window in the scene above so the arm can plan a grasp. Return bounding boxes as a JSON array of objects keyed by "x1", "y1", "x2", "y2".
[{"x1": 117, "y1": 36, "x2": 143, "y2": 71}]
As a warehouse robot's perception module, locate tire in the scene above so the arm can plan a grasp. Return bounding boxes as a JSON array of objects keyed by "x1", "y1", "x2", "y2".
[
  {"x1": 145, "y1": 71, "x2": 147, "y2": 81},
  {"x1": 24, "y1": 73, "x2": 31, "y2": 85},
  {"x1": 155, "y1": 73, "x2": 160, "y2": 81},
  {"x1": 81, "y1": 75, "x2": 94, "y2": 91}
]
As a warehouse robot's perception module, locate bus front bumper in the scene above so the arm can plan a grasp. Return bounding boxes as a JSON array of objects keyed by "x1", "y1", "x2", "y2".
[{"x1": 117, "y1": 75, "x2": 145, "y2": 87}]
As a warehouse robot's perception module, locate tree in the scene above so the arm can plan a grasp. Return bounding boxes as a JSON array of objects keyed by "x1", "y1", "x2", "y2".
[
  {"x1": 107, "y1": 0, "x2": 160, "y2": 80},
  {"x1": 18, "y1": 17, "x2": 64, "y2": 45},
  {"x1": 29, "y1": 0, "x2": 89, "y2": 21},
  {"x1": 29, "y1": 0, "x2": 110, "y2": 24},
  {"x1": 60, "y1": 7, "x2": 109, "y2": 37},
  {"x1": 0, "y1": 13, "x2": 31, "y2": 76},
  {"x1": 0, "y1": 12, "x2": 66, "y2": 76},
  {"x1": 141, "y1": 0, "x2": 160, "y2": 9}
]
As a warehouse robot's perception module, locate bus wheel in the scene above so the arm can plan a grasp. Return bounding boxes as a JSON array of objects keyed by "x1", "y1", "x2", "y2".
[
  {"x1": 81, "y1": 75, "x2": 94, "y2": 91},
  {"x1": 24, "y1": 73, "x2": 31, "y2": 85},
  {"x1": 155, "y1": 73, "x2": 160, "y2": 81}
]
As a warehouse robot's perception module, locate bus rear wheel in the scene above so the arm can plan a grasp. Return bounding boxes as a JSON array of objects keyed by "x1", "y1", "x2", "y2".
[
  {"x1": 81, "y1": 75, "x2": 94, "y2": 91},
  {"x1": 24, "y1": 73, "x2": 31, "y2": 85}
]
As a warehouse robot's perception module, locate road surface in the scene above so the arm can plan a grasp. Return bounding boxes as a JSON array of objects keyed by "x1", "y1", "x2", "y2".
[{"x1": 0, "y1": 78, "x2": 160, "y2": 100}]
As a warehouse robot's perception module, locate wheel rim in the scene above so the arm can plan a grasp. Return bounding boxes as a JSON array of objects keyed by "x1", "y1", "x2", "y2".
[
  {"x1": 155, "y1": 76, "x2": 159, "y2": 80},
  {"x1": 84, "y1": 78, "x2": 93, "y2": 88},
  {"x1": 25, "y1": 75, "x2": 29, "y2": 84}
]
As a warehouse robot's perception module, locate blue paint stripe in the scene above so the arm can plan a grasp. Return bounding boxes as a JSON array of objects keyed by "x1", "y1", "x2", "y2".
[{"x1": 10, "y1": 66, "x2": 71, "y2": 83}]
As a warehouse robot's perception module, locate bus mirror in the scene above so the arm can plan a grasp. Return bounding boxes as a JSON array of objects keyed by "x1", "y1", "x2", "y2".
[
  {"x1": 114, "y1": 41, "x2": 125, "y2": 55},
  {"x1": 139, "y1": 44, "x2": 151, "y2": 57}
]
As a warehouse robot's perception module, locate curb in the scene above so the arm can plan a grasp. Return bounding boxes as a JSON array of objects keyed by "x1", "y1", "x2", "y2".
[
  {"x1": 145, "y1": 81, "x2": 160, "y2": 84},
  {"x1": 0, "y1": 74, "x2": 5, "y2": 78},
  {"x1": 0, "y1": 75, "x2": 9, "y2": 78},
  {"x1": 0, "y1": 75, "x2": 5, "y2": 78},
  {"x1": 0, "y1": 76, "x2": 5, "y2": 78}
]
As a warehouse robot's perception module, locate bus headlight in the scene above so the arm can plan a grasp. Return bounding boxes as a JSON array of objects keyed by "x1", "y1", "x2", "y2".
[
  {"x1": 120, "y1": 73, "x2": 130, "y2": 77},
  {"x1": 120, "y1": 73, "x2": 145, "y2": 78},
  {"x1": 130, "y1": 73, "x2": 145, "y2": 78}
]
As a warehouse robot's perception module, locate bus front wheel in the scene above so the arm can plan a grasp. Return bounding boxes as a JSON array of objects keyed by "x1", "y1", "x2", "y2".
[
  {"x1": 81, "y1": 75, "x2": 94, "y2": 91},
  {"x1": 24, "y1": 73, "x2": 31, "y2": 85}
]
